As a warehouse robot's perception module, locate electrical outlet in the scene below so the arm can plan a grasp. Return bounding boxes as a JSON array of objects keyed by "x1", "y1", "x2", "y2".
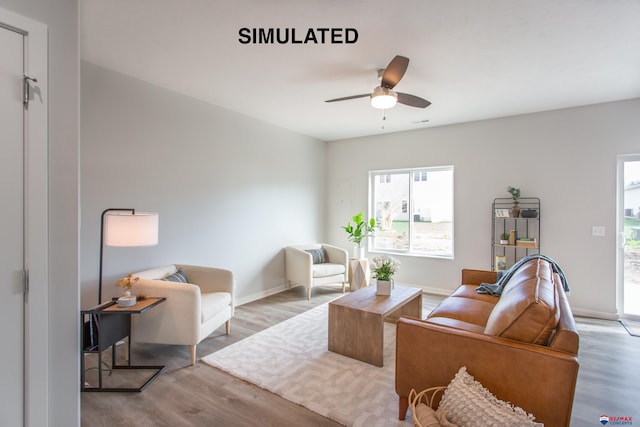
[{"x1": 592, "y1": 226, "x2": 605, "y2": 237}]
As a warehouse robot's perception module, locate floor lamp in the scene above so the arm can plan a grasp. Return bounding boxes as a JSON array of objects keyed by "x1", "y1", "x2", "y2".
[{"x1": 98, "y1": 208, "x2": 159, "y2": 304}]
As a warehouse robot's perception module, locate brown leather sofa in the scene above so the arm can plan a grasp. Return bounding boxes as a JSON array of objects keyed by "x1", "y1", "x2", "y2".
[{"x1": 396, "y1": 258, "x2": 579, "y2": 427}]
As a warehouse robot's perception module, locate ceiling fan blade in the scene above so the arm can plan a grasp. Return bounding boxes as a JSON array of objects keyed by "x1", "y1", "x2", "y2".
[
  {"x1": 381, "y1": 55, "x2": 409, "y2": 89},
  {"x1": 397, "y1": 92, "x2": 431, "y2": 108},
  {"x1": 325, "y1": 94, "x2": 370, "y2": 103}
]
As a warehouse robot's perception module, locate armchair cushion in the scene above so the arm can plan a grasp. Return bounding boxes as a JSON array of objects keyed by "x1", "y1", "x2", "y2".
[
  {"x1": 201, "y1": 292, "x2": 232, "y2": 323},
  {"x1": 312, "y1": 263, "x2": 345, "y2": 278}
]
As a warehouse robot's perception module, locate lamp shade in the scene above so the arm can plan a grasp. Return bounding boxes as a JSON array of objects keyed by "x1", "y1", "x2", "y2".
[{"x1": 104, "y1": 212, "x2": 159, "y2": 247}]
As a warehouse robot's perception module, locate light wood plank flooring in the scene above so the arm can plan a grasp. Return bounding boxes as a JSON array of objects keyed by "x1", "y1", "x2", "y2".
[{"x1": 82, "y1": 286, "x2": 640, "y2": 426}]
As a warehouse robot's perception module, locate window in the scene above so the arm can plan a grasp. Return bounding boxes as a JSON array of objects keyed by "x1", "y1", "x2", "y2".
[{"x1": 369, "y1": 166, "x2": 454, "y2": 258}]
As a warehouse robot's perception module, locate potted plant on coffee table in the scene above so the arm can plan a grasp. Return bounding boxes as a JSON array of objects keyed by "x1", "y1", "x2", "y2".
[
  {"x1": 342, "y1": 212, "x2": 376, "y2": 259},
  {"x1": 372, "y1": 255, "x2": 400, "y2": 296}
]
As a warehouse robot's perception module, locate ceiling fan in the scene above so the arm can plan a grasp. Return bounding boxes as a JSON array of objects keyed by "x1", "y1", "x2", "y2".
[{"x1": 325, "y1": 55, "x2": 431, "y2": 110}]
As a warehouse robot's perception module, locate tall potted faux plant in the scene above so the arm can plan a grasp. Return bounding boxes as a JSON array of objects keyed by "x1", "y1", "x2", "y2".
[{"x1": 342, "y1": 212, "x2": 376, "y2": 259}]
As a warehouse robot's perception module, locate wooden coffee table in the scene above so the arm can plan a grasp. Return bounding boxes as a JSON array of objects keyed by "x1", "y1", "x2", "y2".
[{"x1": 328, "y1": 284, "x2": 422, "y2": 367}]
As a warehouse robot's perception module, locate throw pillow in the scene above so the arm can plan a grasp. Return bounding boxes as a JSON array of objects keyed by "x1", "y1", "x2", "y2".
[
  {"x1": 436, "y1": 367, "x2": 542, "y2": 427},
  {"x1": 161, "y1": 267, "x2": 189, "y2": 283},
  {"x1": 304, "y1": 248, "x2": 327, "y2": 264}
]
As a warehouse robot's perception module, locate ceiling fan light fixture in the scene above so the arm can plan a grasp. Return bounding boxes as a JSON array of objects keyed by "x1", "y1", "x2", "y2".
[{"x1": 370, "y1": 86, "x2": 397, "y2": 109}]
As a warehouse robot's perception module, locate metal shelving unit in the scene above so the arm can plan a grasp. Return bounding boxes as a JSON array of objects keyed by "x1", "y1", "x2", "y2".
[{"x1": 491, "y1": 197, "x2": 540, "y2": 271}]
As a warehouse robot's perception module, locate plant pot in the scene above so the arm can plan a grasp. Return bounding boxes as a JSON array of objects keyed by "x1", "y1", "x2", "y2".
[
  {"x1": 511, "y1": 202, "x2": 520, "y2": 218},
  {"x1": 499, "y1": 239, "x2": 509, "y2": 245},
  {"x1": 376, "y1": 279, "x2": 393, "y2": 296},
  {"x1": 118, "y1": 290, "x2": 137, "y2": 307},
  {"x1": 353, "y1": 246, "x2": 365, "y2": 260}
]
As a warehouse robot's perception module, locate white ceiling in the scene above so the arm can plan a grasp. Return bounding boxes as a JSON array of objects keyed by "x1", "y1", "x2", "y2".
[{"x1": 80, "y1": 0, "x2": 640, "y2": 141}]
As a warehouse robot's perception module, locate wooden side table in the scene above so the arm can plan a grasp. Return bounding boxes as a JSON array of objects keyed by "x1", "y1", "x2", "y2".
[
  {"x1": 349, "y1": 258, "x2": 370, "y2": 291},
  {"x1": 81, "y1": 297, "x2": 166, "y2": 392}
]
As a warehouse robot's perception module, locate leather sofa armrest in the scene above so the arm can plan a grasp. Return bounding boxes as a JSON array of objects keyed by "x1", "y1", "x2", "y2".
[
  {"x1": 461, "y1": 268, "x2": 497, "y2": 285},
  {"x1": 396, "y1": 317, "x2": 578, "y2": 427}
]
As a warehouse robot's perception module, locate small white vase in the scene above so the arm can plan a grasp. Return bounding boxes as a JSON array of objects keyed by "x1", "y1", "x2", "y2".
[
  {"x1": 376, "y1": 279, "x2": 393, "y2": 296},
  {"x1": 117, "y1": 290, "x2": 137, "y2": 307},
  {"x1": 353, "y1": 246, "x2": 365, "y2": 260}
]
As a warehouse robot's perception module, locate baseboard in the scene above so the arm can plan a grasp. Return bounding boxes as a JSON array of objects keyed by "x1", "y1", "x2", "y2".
[
  {"x1": 236, "y1": 284, "x2": 289, "y2": 306},
  {"x1": 571, "y1": 307, "x2": 619, "y2": 321}
]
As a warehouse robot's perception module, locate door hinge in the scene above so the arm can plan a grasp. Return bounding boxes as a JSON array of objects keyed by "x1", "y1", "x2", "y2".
[
  {"x1": 22, "y1": 270, "x2": 29, "y2": 295},
  {"x1": 23, "y1": 74, "x2": 38, "y2": 109}
]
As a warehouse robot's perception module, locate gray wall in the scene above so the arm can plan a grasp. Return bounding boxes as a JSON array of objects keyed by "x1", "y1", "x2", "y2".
[
  {"x1": 0, "y1": 0, "x2": 79, "y2": 425},
  {"x1": 80, "y1": 62, "x2": 326, "y2": 309},
  {"x1": 327, "y1": 98, "x2": 640, "y2": 318}
]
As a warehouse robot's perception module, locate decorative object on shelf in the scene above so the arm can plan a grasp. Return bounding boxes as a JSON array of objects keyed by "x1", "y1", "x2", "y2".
[
  {"x1": 507, "y1": 186, "x2": 521, "y2": 218},
  {"x1": 508, "y1": 229, "x2": 516, "y2": 245},
  {"x1": 372, "y1": 255, "x2": 400, "y2": 296},
  {"x1": 494, "y1": 208, "x2": 510, "y2": 218},
  {"x1": 342, "y1": 212, "x2": 376, "y2": 260},
  {"x1": 115, "y1": 273, "x2": 140, "y2": 307},
  {"x1": 521, "y1": 209, "x2": 538, "y2": 218},
  {"x1": 516, "y1": 238, "x2": 537, "y2": 248},
  {"x1": 98, "y1": 208, "x2": 159, "y2": 304},
  {"x1": 499, "y1": 232, "x2": 509, "y2": 245},
  {"x1": 495, "y1": 255, "x2": 507, "y2": 271}
]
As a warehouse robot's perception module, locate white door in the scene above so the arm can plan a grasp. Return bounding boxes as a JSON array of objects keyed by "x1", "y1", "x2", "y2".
[
  {"x1": 618, "y1": 156, "x2": 640, "y2": 320},
  {"x1": 0, "y1": 24, "x2": 26, "y2": 426}
]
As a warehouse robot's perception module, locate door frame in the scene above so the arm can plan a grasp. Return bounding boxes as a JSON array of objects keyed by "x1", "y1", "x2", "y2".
[
  {"x1": 617, "y1": 154, "x2": 640, "y2": 321},
  {"x1": 0, "y1": 7, "x2": 49, "y2": 427}
]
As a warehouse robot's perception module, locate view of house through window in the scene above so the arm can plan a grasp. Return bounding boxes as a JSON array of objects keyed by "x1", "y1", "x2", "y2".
[{"x1": 369, "y1": 166, "x2": 454, "y2": 258}]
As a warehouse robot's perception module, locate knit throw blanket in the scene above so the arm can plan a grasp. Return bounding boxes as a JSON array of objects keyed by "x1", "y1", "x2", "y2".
[{"x1": 476, "y1": 254, "x2": 570, "y2": 296}]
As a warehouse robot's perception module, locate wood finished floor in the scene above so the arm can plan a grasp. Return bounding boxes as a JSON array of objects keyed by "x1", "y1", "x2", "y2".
[{"x1": 81, "y1": 285, "x2": 640, "y2": 426}]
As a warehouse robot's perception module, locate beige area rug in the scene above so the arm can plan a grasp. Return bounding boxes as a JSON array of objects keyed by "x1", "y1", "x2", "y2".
[{"x1": 202, "y1": 303, "x2": 412, "y2": 427}]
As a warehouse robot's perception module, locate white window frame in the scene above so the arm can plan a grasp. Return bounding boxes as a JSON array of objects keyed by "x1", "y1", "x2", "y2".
[{"x1": 369, "y1": 166, "x2": 454, "y2": 259}]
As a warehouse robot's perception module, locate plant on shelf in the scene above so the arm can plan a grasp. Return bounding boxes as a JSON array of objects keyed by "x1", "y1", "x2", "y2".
[
  {"x1": 507, "y1": 186, "x2": 520, "y2": 202},
  {"x1": 500, "y1": 232, "x2": 510, "y2": 244},
  {"x1": 371, "y1": 255, "x2": 400, "y2": 281},
  {"x1": 343, "y1": 212, "x2": 376, "y2": 259},
  {"x1": 507, "y1": 186, "x2": 521, "y2": 217}
]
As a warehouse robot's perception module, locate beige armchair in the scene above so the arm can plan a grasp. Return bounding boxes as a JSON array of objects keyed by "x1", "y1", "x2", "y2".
[
  {"x1": 285, "y1": 244, "x2": 349, "y2": 300},
  {"x1": 127, "y1": 264, "x2": 235, "y2": 365}
]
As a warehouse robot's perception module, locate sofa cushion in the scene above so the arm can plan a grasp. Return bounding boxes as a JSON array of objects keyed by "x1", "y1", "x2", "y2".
[
  {"x1": 484, "y1": 258, "x2": 560, "y2": 345},
  {"x1": 427, "y1": 285, "x2": 498, "y2": 328},
  {"x1": 201, "y1": 292, "x2": 232, "y2": 323},
  {"x1": 312, "y1": 263, "x2": 345, "y2": 278}
]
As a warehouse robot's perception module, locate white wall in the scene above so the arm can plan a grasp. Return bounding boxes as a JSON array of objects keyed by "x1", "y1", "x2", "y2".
[
  {"x1": 0, "y1": 0, "x2": 79, "y2": 426},
  {"x1": 80, "y1": 62, "x2": 326, "y2": 308},
  {"x1": 327, "y1": 98, "x2": 640, "y2": 319}
]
